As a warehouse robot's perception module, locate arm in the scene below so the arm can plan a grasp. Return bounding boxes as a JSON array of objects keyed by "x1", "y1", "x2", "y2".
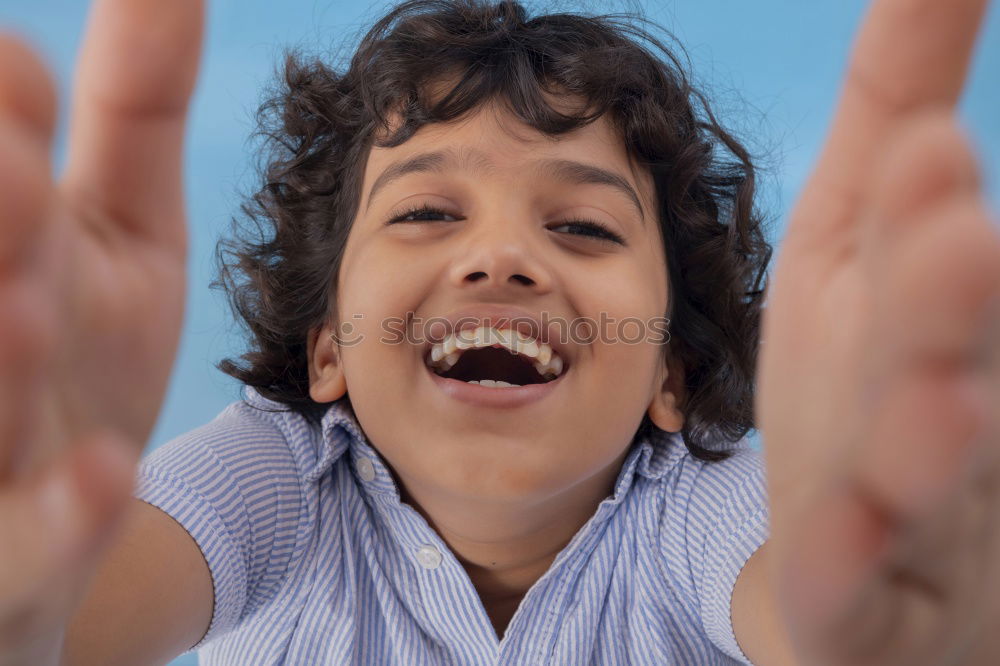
[
  {"x1": 731, "y1": 541, "x2": 799, "y2": 666},
  {"x1": 60, "y1": 397, "x2": 309, "y2": 665},
  {"x1": 62, "y1": 499, "x2": 214, "y2": 666}
]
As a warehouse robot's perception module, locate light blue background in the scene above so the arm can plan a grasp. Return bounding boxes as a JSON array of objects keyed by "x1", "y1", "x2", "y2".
[{"x1": 2, "y1": 1, "x2": 998, "y2": 664}]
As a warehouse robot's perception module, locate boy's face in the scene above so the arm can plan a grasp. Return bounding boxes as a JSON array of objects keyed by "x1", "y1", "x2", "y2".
[{"x1": 308, "y1": 102, "x2": 684, "y2": 505}]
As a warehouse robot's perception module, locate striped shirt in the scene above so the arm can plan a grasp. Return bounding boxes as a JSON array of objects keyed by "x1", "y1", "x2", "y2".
[{"x1": 134, "y1": 386, "x2": 769, "y2": 665}]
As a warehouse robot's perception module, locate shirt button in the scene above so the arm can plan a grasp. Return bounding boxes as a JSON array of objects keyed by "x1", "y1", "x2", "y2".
[
  {"x1": 356, "y1": 457, "x2": 376, "y2": 482},
  {"x1": 415, "y1": 545, "x2": 442, "y2": 570}
]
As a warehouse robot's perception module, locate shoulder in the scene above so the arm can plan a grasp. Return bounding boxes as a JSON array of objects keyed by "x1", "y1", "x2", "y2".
[
  {"x1": 139, "y1": 387, "x2": 328, "y2": 487},
  {"x1": 131, "y1": 390, "x2": 343, "y2": 649},
  {"x1": 642, "y1": 435, "x2": 769, "y2": 584},
  {"x1": 678, "y1": 445, "x2": 767, "y2": 521},
  {"x1": 640, "y1": 434, "x2": 767, "y2": 526},
  {"x1": 640, "y1": 436, "x2": 770, "y2": 662}
]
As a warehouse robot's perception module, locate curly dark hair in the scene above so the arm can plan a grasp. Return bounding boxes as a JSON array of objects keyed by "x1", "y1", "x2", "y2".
[{"x1": 214, "y1": 0, "x2": 773, "y2": 463}]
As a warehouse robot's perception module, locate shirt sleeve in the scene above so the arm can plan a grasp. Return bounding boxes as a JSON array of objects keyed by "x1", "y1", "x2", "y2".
[
  {"x1": 680, "y1": 446, "x2": 770, "y2": 664},
  {"x1": 132, "y1": 401, "x2": 307, "y2": 651}
]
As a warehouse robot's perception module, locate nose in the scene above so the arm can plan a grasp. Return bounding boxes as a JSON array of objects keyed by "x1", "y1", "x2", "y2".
[{"x1": 447, "y1": 224, "x2": 554, "y2": 295}]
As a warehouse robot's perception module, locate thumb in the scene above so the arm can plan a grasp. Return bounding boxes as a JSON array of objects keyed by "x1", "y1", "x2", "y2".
[
  {"x1": 0, "y1": 430, "x2": 139, "y2": 653},
  {"x1": 40, "y1": 430, "x2": 140, "y2": 564},
  {"x1": 775, "y1": 478, "x2": 893, "y2": 658}
]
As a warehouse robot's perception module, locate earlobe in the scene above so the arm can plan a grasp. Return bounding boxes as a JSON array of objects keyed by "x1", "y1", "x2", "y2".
[
  {"x1": 646, "y1": 360, "x2": 685, "y2": 433},
  {"x1": 307, "y1": 325, "x2": 347, "y2": 403},
  {"x1": 647, "y1": 391, "x2": 685, "y2": 433}
]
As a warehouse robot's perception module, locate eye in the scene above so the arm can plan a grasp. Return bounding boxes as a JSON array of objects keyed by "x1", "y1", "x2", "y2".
[
  {"x1": 385, "y1": 204, "x2": 626, "y2": 245},
  {"x1": 548, "y1": 219, "x2": 626, "y2": 245},
  {"x1": 385, "y1": 204, "x2": 459, "y2": 224}
]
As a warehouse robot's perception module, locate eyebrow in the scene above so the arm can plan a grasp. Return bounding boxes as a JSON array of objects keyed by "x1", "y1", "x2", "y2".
[{"x1": 363, "y1": 146, "x2": 646, "y2": 225}]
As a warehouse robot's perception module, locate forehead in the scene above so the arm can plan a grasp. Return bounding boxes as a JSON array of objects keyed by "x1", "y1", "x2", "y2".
[{"x1": 362, "y1": 103, "x2": 656, "y2": 214}]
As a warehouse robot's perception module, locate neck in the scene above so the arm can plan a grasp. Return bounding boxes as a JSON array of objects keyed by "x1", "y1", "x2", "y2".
[{"x1": 395, "y1": 446, "x2": 630, "y2": 602}]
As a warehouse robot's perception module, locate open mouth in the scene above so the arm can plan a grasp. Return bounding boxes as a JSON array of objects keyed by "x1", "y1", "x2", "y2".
[{"x1": 424, "y1": 326, "x2": 567, "y2": 388}]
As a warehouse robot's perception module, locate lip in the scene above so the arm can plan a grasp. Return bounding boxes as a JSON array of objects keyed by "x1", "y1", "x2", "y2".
[
  {"x1": 424, "y1": 359, "x2": 567, "y2": 408},
  {"x1": 418, "y1": 304, "x2": 574, "y2": 367}
]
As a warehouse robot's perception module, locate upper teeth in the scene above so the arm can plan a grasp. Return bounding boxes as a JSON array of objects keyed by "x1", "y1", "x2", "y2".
[{"x1": 427, "y1": 326, "x2": 564, "y2": 379}]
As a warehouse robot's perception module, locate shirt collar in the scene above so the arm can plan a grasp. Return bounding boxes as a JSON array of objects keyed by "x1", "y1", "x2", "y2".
[
  {"x1": 587, "y1": 426, "x2": 689, "y2": 525},
  {"x1": 242, "y1": 386, "x2": 362, "y2": 484}
]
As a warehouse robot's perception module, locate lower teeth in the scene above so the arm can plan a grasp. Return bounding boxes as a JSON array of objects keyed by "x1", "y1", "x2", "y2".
[{"x1": 466, "y1": 379, "x2": 521, "y2": 388}]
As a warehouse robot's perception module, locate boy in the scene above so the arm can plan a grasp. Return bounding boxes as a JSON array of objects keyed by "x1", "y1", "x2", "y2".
[{"x1": 0, "y1": 0, "x2": 998, "y2": 664}]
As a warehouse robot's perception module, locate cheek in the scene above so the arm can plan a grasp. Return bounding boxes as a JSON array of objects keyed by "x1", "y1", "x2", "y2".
[
  {"x1": 334, "y1": 248, "x2": 428, "y2": 397},
  {"x1": 574, "y1": 250, "x2": 668, "y2": 319},
  {"x1": 580, "y1": 339, "x2": 662, "y2": 425},
  {"x1": 576, "y1": 260, "x2": 667, "y2": 382},
  {"x1": 339, "y1": 239, "x2": 414, "y2": 313},
  {"x1": 337, "y1": 235, "x2": 438, "y2": 345}
]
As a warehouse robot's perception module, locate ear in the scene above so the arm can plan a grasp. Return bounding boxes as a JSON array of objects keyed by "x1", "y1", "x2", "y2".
[
  {"x1": 646, "y1": 353, "x2": 685, "y2": 433},
  {"x1": 307, "y1": 324, "x2": 347, "y2": 403}
]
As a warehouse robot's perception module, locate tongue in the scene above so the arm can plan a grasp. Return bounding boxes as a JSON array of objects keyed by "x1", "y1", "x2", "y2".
[{"x1": 444, "y1": 346, "x2": 545, "y2": 385}]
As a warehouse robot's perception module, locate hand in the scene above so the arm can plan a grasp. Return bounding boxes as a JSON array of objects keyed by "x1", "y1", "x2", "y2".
[
  {"x1": 758, "y1": 0, "x2": 1000, "y2": 663},
  {"x1": 0, "y1": 1, "x2": 202, "y2": 662}
]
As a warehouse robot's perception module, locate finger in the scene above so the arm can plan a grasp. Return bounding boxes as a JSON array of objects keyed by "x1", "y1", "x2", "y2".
[
  {"x1": 859, "y1": 191, "x2": 1000, "y2": 512},
  {"x1": 0, "y1": 36, "x2": 57, "y2": 268},
  {"x1": 790, "y1": 0, "x2": 989, "y2": 243},
  {"x1": 862, "y1": 111, "x2": 981, "y2": 245},
  {"x1": 862, "y1": 109, "x2": 1000, "y2": 374},
  {"x1": 0, "y1": 123, "x2": 53, "y2": 271},
  {"x1": 872, "y1": 219, "x2": 999, "y2": 517},
  {"x1": 0, "y1": 82, "x2": 57, "y2": 480},
  {"x1": 858, "y1": 365, "x2": 988, "y2": 519},
  {"x1": 0, "y1": 279, "x2": 54, "y2": 484},
  {"x1": 60, "y1": 0, "x2": 204, "y2": 253},
  {"x1": 875, "y1": 196, "x2": 1000, "y2": 377},
  {"x1": 0, "y1": 34, "x2": 58, "y2": 143}
]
